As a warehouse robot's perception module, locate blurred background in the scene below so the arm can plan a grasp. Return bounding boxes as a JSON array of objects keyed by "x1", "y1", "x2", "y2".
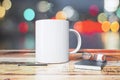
[{"x1": 0, "y1": 0, "x2": 120, "y2": 50}]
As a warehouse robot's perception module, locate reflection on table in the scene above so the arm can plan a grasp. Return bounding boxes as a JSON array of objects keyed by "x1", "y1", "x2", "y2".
[{"x1": 0, "y1": 32, "x2": 120, "y2": 50}]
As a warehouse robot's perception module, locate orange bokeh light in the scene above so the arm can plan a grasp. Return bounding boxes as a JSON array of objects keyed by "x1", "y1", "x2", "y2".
[
  {"x1": 73, "y1": 21, "x2": 83, "y2": 32},
  {"x1": 101, "y1": 21, "x2": 111, "y2": 32},
  {"x1": 55, "y1": 11, "x2": 67, "y2": 20}
]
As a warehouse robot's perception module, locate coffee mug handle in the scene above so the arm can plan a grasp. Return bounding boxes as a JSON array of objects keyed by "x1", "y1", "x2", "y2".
[{"x1": 69, "y1": 29, "x2": 81, "y2": 53}]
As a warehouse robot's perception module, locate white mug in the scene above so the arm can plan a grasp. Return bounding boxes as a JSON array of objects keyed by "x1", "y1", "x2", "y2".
[{"x1": 35, "y1": 19, "x2": 81, "y2": 63}]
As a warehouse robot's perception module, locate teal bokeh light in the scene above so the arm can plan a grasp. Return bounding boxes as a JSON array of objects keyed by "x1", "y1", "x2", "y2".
[
  {"x1": 116, "y1": 7, "x2": 120, "y2": 19},
  {"x1": 23, "y1": 8, "x2": 35, "y2": 21}
]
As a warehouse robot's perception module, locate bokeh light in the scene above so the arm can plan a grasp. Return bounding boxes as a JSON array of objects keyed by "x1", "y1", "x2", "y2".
[
  {"x1": 89, "y1": 5, "x2": 99, "y2": 16},
  {"x1": 101, "y1": 32, "x2": 119, "y2": 49},
  {"x1": 55, "y1": 11, "x2": 67, "y2": 20},
  {"x1": 69, "y1": 10, "x2": 79, "y2": 21},
  {"x1": 63, "y1": 6, "x2": 79, "y2": 21},
  {"x1": 97, "y1": 13, "x2": 107, "y2": 23},
  {"x1": 101, "y1": 21, "x2": 111, "y2": 32},
  {"x1": 63, "y1": 6, "x2": 74, "y2": 19},
  {"x1": 116, "y1": 7, "x2": 120, "y2": 19},
  {"x1": 108, "y1": 14, "x2": 119, "y2": 23},
  {"x1": 74, "y1": 20, "x2": 102, "y2": 33},
  {"x1": 104, "y1": 0, "x2": 119, "y2": 12},
  {"x1": 18, "y1": 22, "x2": 29, "y2": 34},
  {"x1": 37, "y1": 1, "x2": 52, "y2": 13},
  {"x1": 2, "y1": 0, "x2": 12, "y2": 10},
  {"x1": 110, "y1": 21, "x2": 119, "y2": 32},
  {"x1": 73, "y1": 21, "x2": 83, "y2": 33},
  {"x1": 23, "y1": 8, "x2": 35, "y2": 21},
  {"x1": 82, "y1": 20, "x2": 102, "y2": 33},
  {"x1": 0, "y1": 6, "x2": 6, "y2": 18}
]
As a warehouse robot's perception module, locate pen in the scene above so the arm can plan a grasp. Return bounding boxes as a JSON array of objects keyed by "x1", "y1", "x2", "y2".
[{"x1": 18, "y1": 63, "x2": 48, "y2": 66}]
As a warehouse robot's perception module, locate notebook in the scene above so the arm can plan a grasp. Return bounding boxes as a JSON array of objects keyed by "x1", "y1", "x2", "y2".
[{"x1": 74, "y1": 60, "x2": 107, "y2": 70}]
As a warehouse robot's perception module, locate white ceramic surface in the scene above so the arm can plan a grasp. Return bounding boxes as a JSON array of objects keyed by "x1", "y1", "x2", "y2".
[{"x1": 35, "y1": 19, "x2": 81, "y2": 63}]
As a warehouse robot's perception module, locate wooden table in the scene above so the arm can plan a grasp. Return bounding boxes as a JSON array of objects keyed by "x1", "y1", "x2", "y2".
[{"x1": 0, "y1": 49, "x2": 120, "y2": 80}]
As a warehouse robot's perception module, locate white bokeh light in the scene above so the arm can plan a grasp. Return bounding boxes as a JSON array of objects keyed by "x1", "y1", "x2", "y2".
[
  {"x1": 104, "y1": 0, "x2": 119, "y2": 12},
  {"x1": 62, "y1": 6, "x2": 79, "y2": 21},
  {"x1": 37, "y1": 1, "x2": 52, "y2": 13}
]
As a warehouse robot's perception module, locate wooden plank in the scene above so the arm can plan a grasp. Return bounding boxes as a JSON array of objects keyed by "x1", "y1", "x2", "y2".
[
  {"x1": 0, "y1": 50, "x2": 120, "y2": 80},
  {"x1": 0, "y1": 61, "x2": 119, "y2": 75},
  {"x1": 0, "y1": 75, "x2": 120, "y2": 80}
]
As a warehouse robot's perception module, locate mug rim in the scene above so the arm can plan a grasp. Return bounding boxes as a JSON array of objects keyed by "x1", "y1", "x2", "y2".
[{"x1": 36, "y1": 19, "x2": 68, "y2": 23}]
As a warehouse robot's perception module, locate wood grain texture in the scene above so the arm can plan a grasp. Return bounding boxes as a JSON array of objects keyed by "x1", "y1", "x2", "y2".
[
  {"x1": 0, "y1": 75, "x2": 120, "y2": 80},
  {"x1": 0, "y1": 61, "x2": 119, "y2": 75},
  {"x1": 0, "y1": 49, "x2": 120, "y2": 80}
]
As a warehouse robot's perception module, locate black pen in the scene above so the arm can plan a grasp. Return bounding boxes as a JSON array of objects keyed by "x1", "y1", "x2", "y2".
[{"x1": 18, "y1": 63, "x2": 48, "y2": 66}]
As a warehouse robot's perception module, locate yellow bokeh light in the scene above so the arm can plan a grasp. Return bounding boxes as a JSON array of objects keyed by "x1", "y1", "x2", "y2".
[
  {"x1": 0, "y1": 6, "x2": 6, "y2": 18},
  {"x1": 2, "y1": 0, "x2": 12, "y2": 10},
  {"x1": 55, "y1": 11, "x2": 67, "y2": 20},
  {"x1": 101, "y1": 21, "x2": 111, "y2": 32},
  {"x1": 110, "y1": 21, "x2": 119, "y2": 32}
]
